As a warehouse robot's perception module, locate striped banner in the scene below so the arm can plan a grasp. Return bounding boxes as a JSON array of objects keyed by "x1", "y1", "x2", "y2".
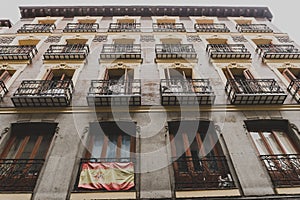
[{"x1": 78, "y1": 162, "x2": 134, "y2": 191}]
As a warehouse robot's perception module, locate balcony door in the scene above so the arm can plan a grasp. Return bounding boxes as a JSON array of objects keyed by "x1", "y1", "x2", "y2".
[
  {"x1": 77, "y1": 121, "x2": 136, "y2": 191},
  {"x1": 169, "y1": 121, "x2": 234, "y2": 190},
  {"x1": 246, "y1": 120, "x2": 300, "y2": 187},
  {"x1": 0, "y1": 69, "x2": 15, "y2": 93},
  {"x1": 0, "y1": 123, "x2": 57, "y2": 191}
]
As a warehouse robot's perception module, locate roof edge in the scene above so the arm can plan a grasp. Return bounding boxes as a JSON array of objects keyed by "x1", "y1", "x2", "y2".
[{"x1": 19, "y1": 6, "x2": 273, "y2": 21}]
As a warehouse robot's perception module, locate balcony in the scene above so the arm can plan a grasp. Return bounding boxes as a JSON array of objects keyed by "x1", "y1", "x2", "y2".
[
  {"x1": 206, "y1": 44, "x2": 251, "y2": 59},
  {"x1": 236, "y1": 24, "x2": 273, "y2": 33},
  {"x1": 74, "y1": 158, "x2": 136, "y2": 191},
  {"x1": 108, "y1": 23, "x2": 141, "y2": 32},
  {"x1": 194, "y1": 23, "x2": 230, "y2": 32},
  {"x1": 0, "y1": 45, "x2": 38, "y2": 62},
  {"x1": 260, "y1": 154, "x2": 300, "y2": 187},
  {"x1": 173, "y1": 156, "x2": 235, "y2": 190},
  {"x1": 11, "y1": 80, "x2": 74, "y2": 107},
  {"x1": 153, "y1": 23, "x2": 186, "y2": 32},
  {"x1": 17, "y1": 24, "x2": 56, "y2": 33},
  {"x1": 100, "y1": 44, "x2": 142, "y2": 59},
  {"x1": 87, "y1": 79, "x2": 141, "y2": 106},
  {"x1": 225, "y1": 79, "x2": 287, "y2": 104},
  {"x1": 155, "y1": 44, "x2": 197, "y2": 60},
  {"x1": 256, "y1": 44, "x2": 300, "y2": 60},
  {"x1": 0, "y1": 159, "x2": 44, "y2": 191},
  {"x1": 161, "y1": 79, "x2": 215, "y2": 105},
  {"x1": 287, "y1": 79, "x2": 300, "y2": 103},
  {"x1": 43, "y1": 44, "x2": 90, "y2": 60},
  {"x1": 63, "y1": 23, "x2": 99, "y2": 33},
  {"x1": 0, "y1": 80, "x2": 8, "y2": 98}
]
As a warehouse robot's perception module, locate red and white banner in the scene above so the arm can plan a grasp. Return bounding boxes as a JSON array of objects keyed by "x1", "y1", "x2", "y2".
[{"x1": 78, "y1": 162, "x2": 134, "y2": 191}]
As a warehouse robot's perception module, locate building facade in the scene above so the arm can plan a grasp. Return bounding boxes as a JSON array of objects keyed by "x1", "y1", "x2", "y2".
[{"x1": 0, "y1": 5, "x2": 299, "y2": 200}]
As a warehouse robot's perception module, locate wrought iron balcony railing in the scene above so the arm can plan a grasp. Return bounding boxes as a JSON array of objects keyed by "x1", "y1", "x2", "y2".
[
  {"x1": 236, "y1": 24, "x2": 273, "y2": 33},
  {"x1": 87, "y1": 79, "x2": 141, "y2": 106},
  {"x1": 172, "y1": 156, "x2": 235, "y2": 190},
  {"x1": 11, "y1": 80, "x2": 74, "y2": 107},
  {"x1": 225, "y1": 79, "x2": 287, "y2": 104},
  {"x1": 155, "y1": 44, "x2": 197, "y2": 60},
  {"x1": 108, "y1": 23, "x2": 141, "y2": 32},
  {"x1": 0, "y1": 159, "x2": 44, "y2": 192},
  {"x1": 74, "y1": 158, "x2": 136, "y2": 191},
  {"x1": 256, "y1": 44, "x2": 300, "y2": 59},
  {"x1": 287, "y1": 79, "x2": 300, "y2": 103},
  {"x1": 153, "y1": 23, "x2": 186, "y2": 32},
  {"x1": 63, "y1": 23, "x2": 99, "y2": 32},
  {"x1": 100, "y1": 44, "x2": 142, "y2": 59},
  {"x1": 161, "y1": 79, "x2": 215, "y2": 105},
  {"x1": 0, "y1": 45, "x2": 38, "y2": 62},
  {"x1": 43, "y1": 44, "x2": 90, "y2": 60},
  {"x1": 0, "y1": 80, "x2": 8, "y2": 98},
  {"x1": 194, "y1": 23, "x2": 230, "y2": 32},
  {"x1": 17, "y1": 24, "x2": 56, "y2": 33},
  {"x1": 206, "y1": 44, "x2": 251, "y2": 59},
  {"x1": 260, "y1": 154, "x2": 300, "y2": 187}
]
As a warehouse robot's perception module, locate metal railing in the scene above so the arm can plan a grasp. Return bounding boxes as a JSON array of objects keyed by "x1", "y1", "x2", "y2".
[
  {"x1": 74, "y1": 158, "x2": 136, "y2": 191},
  {"x1": 155, "y1": 44, "x2": 197, "y2": 59},
  {"x1": 236, "y1": 24, "x2": 273, "y2": 33},
  {"x1": 43, "y1": 44, "x2": 90, "y2": 60},
  {"x1": 153, "y1": 23, "x2": 186, "y2": 32},
  {"x1": 100, "y1": 44, "x2": 141, "y2": 59},
  {"x1": 287, "y1": 79, "x2": 300, "y2": 103},
  {"x1": 260, "y1": 154, "x2": 300, "y2": 187},
  {"x1": 0, "y1": 80, "x2": 8, "y2": 95},
  {"x1": 17, "y1": 24, "x2": 56, "y2": 33},
  {"x1": 194, "y1": 23, "x2": 230, "y2": 32},
  {"x1": 225, "y1": 79, "x2": 287, "y2": 104},
  {"x1": 0, "y1": 45, "x2": 38, "y2": 62},
  {"x1": 206, "y1": 44, "x2": 251, "y2": 59},
  {"x1": 87, "y1": 80, "x2": 141, "y2": 106},
  {"x1": 11, "y1": 80, "x2": 74, "y2": 107},
  {"x1": 161, "y1": 79, "x2": 215, "y2": 105},
  {"x1": 108, "y1": 23, "x2": 141, "y2": 32},
  {"x1": 172, "y1": 156, "x2": 235, "y2": 190},
  {"x1": 63, "y1": 23, "x2": 99, "y2": 32},
  {"x1": 0, "y1": 159, "x2": 44, "y2": 191},
  {"x1": 256, "y1": 44, "x2": 300, "y2": 59}
]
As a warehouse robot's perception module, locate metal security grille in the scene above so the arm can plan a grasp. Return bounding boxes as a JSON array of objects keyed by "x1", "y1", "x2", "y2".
[
  {"x1": 155, "y1": 44, "x2": 197, "y2": 59},
  {"x1": 153, "y1": 23, "x2": 186, "y2": 32},
  {"x1": 236, "y1": 24, "x2": 273, "y2": 33},
  {"x1": 206, "y1": 44, "x2": 251, "y2": 59},
  {"x1": 87, "y1": 79, "x2": 141, "y2": 106},
  {"x1": 108, "y1": 23, "x2": 141, "y2": 32},
  {"x1": 17, "y1": 24, "x2": 56, "y2": 33},
  {"x1": 160, "y1": 79, "x2": 215, "y2": 105},
  {"x1": 11, "y1": 80, "x2": 74, "y2": 107},
  {"x1": 63, "y1": 23, "x2": 99, "y2": 32},
  {"x1": 43, "y1": 44, "x2": 90, "y2": 60},
  {"x1": 225, "y1": 79, "x2": 287, "y2": 104},
  {"x1": 194, "y1": 23, "x2": 230, "y2": 32}
]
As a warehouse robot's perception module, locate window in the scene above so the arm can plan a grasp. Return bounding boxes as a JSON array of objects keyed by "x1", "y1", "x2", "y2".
[
  {"x1": 0, "y1": 69, "x2": 15, "y2": 87},
  {"x1": 246, "y1": 120, "x2": 300, "y2": 187},
  {"x1": 76, "y1": 122, "x2": 136, "y2": 191},
  {"x1": 279, "y1": 67, "x2": 300, "y2": 82},
  {"x1": 43, "y1": 68, "x2": 75, "y2": 81},
  {"x1": 0, "y1": 122, "x2": 57, "y2": 191},
  {"x1": 169, "y1": 121, "x2": 234, "y2": 190}
]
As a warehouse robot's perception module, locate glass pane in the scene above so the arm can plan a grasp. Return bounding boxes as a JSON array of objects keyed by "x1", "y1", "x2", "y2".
[
  {"x1": 106, "y1": 134, "x2": 117, "y2": 159},
  {"x1": 5, "y1": 136, "x2": 24, "y2": 159},
  {"x1": 120, "y1": 134, "x2": 131, "y2": 158},
  {"x1": 35, "y1": 135, "x2": 52, "y2": 159},
  {"x1": 250, "y1": 132, "x2": 269, "y2": 155},
  {"x1": 20, "y1": 135, "x2": 37, "y2": 159},
  {"x1": 91, "y1": 134, "x2": 103, "y2": 158},
  {"x1": 273, "y1": 131, "x2": 298, "y2": 154},
  {"x1": 263, "y1": 132, "x2": 283, "y2": 154}
]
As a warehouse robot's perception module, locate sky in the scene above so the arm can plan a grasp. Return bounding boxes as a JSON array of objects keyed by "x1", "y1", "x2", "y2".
[{"x1": 0, "y1": 0, "x2": 299, "y2": 44}]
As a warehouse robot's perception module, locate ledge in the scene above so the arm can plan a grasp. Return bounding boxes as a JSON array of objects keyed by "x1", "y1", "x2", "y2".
[
  {"x1": 70, "y1": 191, "x2": 136, "y2": 200},
  {"x1": 175, "y1": 189, "x2": 240, "y2": 198}
]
